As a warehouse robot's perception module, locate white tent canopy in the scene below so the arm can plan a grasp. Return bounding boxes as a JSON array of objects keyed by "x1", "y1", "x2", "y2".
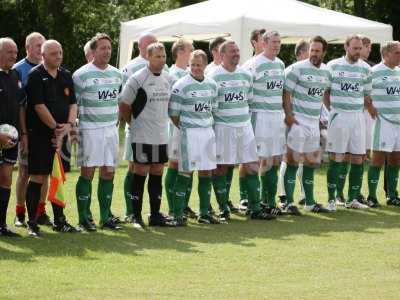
[{"x1": 119, "y1": 0, "x2": 393, "y2": 68}]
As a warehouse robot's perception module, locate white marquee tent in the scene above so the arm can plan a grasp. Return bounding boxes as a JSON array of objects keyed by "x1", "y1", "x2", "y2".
[{"x1": 118, "y1": 0, "x2": 393, "y2": 67}]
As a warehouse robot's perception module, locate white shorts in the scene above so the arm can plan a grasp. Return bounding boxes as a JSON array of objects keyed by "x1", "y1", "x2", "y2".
[
  {"x1": 179, "y1": 127, "x2": 216, "y2": 172},
  {"x1": 327, "y1": 110, "x2": 366, "y2": 155},
  {"x1": 287, "y1": 116, "x2": 320, "y2": 153},
  {"x1": 365, "y1": 110, "x2": 373, "y2": 151},
  {"x1": 372, "y1": 117, "x2": 400, "y2": 152},
  {"x1": 214, "y1": 122, "x2": 258, "y2": 165},
  {"x1": 123, "y1": 130, "x2": 133, "y2": 161},
  {"x1": 168, "y1": 124, "x2": 180, "y2": 161},
  {"x1": 78, "y1": 125, "x2": 119, "y2": 167},
  {"x1": 251, "y1": 111, "x2": 286, "y2": 158}
]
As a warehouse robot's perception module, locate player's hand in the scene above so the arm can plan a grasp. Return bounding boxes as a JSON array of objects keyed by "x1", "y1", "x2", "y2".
[
  {"x1": 55, "y1": 123, "x2": 71, "y2": 138},
  {"x1": 0, "y1": 133, "x2": 15, "y2": 148},
  {"x1": 69, "y1": 127, "x2": 79, "y2": 144},
  {"x1": 284, "y1": 114, "x2": 298, "y2": 128},
  {"x1": 20, "y1": 134, "x2": 28, "y2": 155},
  {"x1": 367, "y1": 105, "x2": 378, "y2": 119},
  {"x1": 51, "y1": 135, "x2": 63, "y2": 151}
]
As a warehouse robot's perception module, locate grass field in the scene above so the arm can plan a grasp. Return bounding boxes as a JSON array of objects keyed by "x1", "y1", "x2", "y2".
[{"x1": 1, "y1": 163, "x2": 400, "y2": 299}]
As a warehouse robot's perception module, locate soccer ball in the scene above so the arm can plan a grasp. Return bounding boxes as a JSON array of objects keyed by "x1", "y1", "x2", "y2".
[{"x1": 0, "y1": 124, "x2": 18, "y2": 149}]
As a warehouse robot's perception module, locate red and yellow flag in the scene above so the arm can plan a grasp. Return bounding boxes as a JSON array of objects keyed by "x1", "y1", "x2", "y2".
[{"x1": 48, "y1": 152, "x2": 66, "y2": 208}]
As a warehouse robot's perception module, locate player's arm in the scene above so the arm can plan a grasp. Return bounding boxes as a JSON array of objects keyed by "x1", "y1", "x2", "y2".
[
  {"x1": 119, "y1": 76, "x2": 139, "y2": 123},
  {"x1": 364, "y1": 95, "x2": 377, "y2": 119},
  {"x1": 363, "y1": 71, "x2": 376, "y2": 119},
  {"x1": 283, "y1": 89, "x2": 298, "y2": 127},
  {"x1": 323, "y1": 89, "x2": 331, "y2": 111},
  {"x1": 168, "y1": 84, "x2": 182, "y2": 128},
  {"x1": 19, "y1": 90, "x2": 28, "y2": 154},
  {"x1": 283, "y1": 66, "x2": 299, "y2": 127}
]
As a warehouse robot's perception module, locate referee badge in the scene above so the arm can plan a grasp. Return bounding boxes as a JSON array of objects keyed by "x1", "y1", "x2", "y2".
[{"x1": 64, "y1": 87, "x2": 70, "y2": 97}]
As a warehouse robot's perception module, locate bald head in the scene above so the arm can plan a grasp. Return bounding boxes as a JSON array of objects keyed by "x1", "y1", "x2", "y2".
[
  {"x1": 41, "y1": 40, "x2": 63, "y2": 69},
  {"x1": 138, "y1": 33, "x2": 157, "y2": 59},
  {"x1": 0, "y1": 37, "x2": 18, "y2": 71}
]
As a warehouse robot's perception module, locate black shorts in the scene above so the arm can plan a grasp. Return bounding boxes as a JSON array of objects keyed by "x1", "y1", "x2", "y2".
[
  {"x1": 0, "y1": 143, "x2": 18, "y2": 165},
  {"x1": 131, "y1": 143, "x2": 168, "y2": 164},
  {"x1": 28, "y1": 132, "x2": 56, "y2": 175}
]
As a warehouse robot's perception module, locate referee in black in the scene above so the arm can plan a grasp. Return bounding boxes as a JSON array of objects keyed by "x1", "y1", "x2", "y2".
[
  {"x1": 0, "y1": 37, "x2": 25, "y2": 237},
  {"x1": 25, "y1": 40, "x2": 78, "y2": 236}
]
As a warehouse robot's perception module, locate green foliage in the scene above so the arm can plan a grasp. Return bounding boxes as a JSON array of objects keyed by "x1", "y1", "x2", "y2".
[{"x1": 0, "y1": 0, "x2": 398, "y2": 71}]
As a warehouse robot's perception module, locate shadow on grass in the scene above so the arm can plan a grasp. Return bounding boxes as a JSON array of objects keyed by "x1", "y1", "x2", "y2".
[{"x1": 1, "y1": 205, "x2": 399, "y2": 262}]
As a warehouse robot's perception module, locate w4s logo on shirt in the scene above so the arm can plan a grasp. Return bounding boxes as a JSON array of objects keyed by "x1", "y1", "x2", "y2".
[
  {"x1": 98, "y1": 89, "x2": 119, "y2": 101},
  {"x1": 266, "y1": 80, "x2": 283, "y2": 90},
  {"x1": 340, "y1": 82, "x2": 360, "y2": 92},
  {"x1": 224, "y1": 91, "x2": 244, "y2": 102},
  {"x1": 308, "y1": 87, "x2": 324, "y2": 96},
  {"x1": 386, "y1": 86, "x2": 400, "y2": 95},
  {"x1": 194, "y1": 102, "x2": 211, "y2": 112}
]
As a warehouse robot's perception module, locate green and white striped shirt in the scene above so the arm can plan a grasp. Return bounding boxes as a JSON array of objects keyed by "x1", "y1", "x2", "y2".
[
  {"x1": 371, "y1": 62, "x2": 400, "y2": 125},
  {"x1": 245, "y1": 54, "x2": 285, "y2": 112},
  {"x1": 73, "y1": 63, "x2": 123, "y2": 129},
  {"x1": 284, "y1": 59, "x2": 331, "y2": 121},
  {"x1": 169, "y1": 64, "x2": 189, "y2": 84},
  {"x1": 208, "y1": 65, "x2": 252, "y2": 127},
  {"x1": 327, "y1": 56, "x2": 372, "y2": 112},
  {"x1": 121, "y1": 56, "x2": 148, "y2": 86},
  {"x1": 169, "y1": 74, "x2": 218, "y2": 128}
]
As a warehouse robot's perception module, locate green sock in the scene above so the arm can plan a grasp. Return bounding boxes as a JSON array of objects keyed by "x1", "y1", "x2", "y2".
[
  {"x1": 184, "y1": 175, "x2": 193, "y2": 209},
  {"x1": 226, "y1": 166, "x2": 234, "y2": 202},
  {"x1": 173, "y1": 174, "x2": 191, "y2": 217},
  {"x1": 212, "y1": 175, "x2": 228, "y2": 212},
  {"x1": 387, "y1": 165, "x2": 400, "y2": 199},
  {"x1": 165, "y1": 167, "x2": 178, "y2": 215},
  {"x1": 327, "y1": 160, "x2": 341, "y2": 201},
  {"x1": 198, "y1": 176, "x2": 212, "y2": 217},
  {"x1": 109, "y1": 181, "x2": 115, "y2": 218},
  {"x1": 348, "y1": 163, "x2": 364, "y2": 202},
  {"x1": 124, "y1": 171, "x2": 134, "y2": 216},
  {"x1": 337, "y1": 161, "x2": 350, "y2": 198},
  {"x1": 263, "y1": 166, "x2": 279, "y2": 208},
  {"x1": 260, "y1": 173, "x2": 268, "y2": 204},
  {"x1": 302, "y1": 166, "x2": 315, "y2": 206},
  {"x1": 87, "y1": 182, "x2": 93, "y2": 220},
  {"x1": 239, "y1": 176, "x2": 248, "y2": 200},
  {"x1": 76, "y1": 176, "x2": 91, "y2": 223},
  {"x1": 245, "y1": 174, "x2": 261, "y2": 213},
  {"x1": 284, "y1": 165, "x2": 298, "y2": 204},
  {"x1": 367, "y1": 165, "x2": 381, "y2": 199},
  {"x1": 98, "y1": 178, "x2": 113, "y2": 224}
]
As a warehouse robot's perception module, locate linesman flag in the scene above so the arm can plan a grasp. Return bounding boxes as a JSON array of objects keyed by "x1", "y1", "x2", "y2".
[{"x1": 48, "y1": 152, "x2": 67, "y2": 208}]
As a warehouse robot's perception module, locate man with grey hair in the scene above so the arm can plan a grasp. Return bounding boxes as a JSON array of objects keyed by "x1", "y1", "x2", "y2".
[
  {"x1": 294, "y1": 39, "x2": 310, "y2": 61},
  {"x1": 83, "y1": 40, "x2": 94, "y2": 63},
  {"x1": 366, "y1": 41, "x2": 400, "y2": 207},
  {"x1": 0, "y1": 37, "x2": 25, "y2": 236},
  {"x1": 25, "y1": 40, "x2": 78, "y2": 236},
  {"x1": 13, "y1": 32, "x2": 52, "y2": 228},
  {"x1": 120, "y1": 32, "x2": 158, "y2": 223}
]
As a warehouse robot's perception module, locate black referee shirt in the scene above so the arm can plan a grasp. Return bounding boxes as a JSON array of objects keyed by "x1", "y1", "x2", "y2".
[
  {"x1": 0, "y1": 68, "x2": 25, "y2": 131},
  {"x1": 26, "y1": 64, "x2": 76, "y2": 135}
]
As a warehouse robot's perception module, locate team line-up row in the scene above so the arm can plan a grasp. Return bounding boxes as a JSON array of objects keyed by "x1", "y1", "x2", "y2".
[{"x1": 0, "y1": 29, "x2": 399, "y2": 237}]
